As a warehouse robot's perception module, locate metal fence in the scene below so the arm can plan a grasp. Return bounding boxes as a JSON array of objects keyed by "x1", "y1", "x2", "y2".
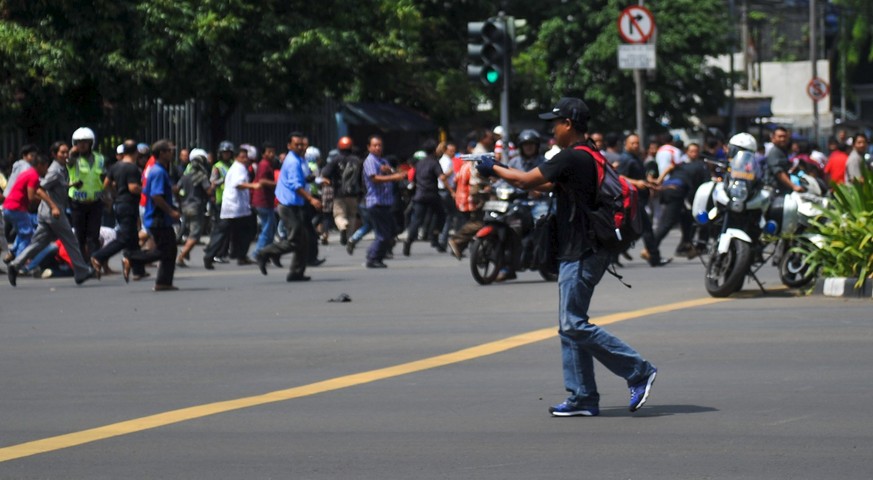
[{"x1": 1, "y1": 98, "x2": 339, "y2": 167}]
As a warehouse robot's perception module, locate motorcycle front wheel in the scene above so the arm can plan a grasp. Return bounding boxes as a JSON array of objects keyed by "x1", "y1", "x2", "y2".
[
  {"x1": 470, "y1": 236, "x2": 503, "y2": 285},
  {"x1": 779, "y1": 241, "x2": 815, "y2": 288},
  {"x1": 705, "y1": 238, "x2": 752, "y2": 297}
]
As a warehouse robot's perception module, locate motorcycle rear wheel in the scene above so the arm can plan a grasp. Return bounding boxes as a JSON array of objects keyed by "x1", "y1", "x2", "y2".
[
  {"x1": 779, "y1": 243, "x2": 815, "y2": 288},
  {"x1": 470, "y1": 236, "x2": 502, "y2": 285},
  {"x1": 705, "y1": 238, "x2": 752, "y2": 297}
]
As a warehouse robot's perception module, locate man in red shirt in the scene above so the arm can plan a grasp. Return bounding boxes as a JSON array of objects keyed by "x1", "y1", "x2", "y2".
[
  {"x1": 824, "y1": 136, "x2": 848, "y2": 185},
  {"x1": 3, "y1": 156, "x2": 47, "y2": 258},
  {"x1": 251, "y1": 142, "x2": 278, "y2": 259}
]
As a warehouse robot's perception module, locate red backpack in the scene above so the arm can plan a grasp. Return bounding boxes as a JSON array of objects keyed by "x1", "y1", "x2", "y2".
[{"x1": 573, "y1": 145, "x2": 643, "y2": 254}]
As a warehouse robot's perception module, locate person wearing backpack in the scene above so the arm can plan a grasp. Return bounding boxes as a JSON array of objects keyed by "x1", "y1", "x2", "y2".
[
  {"x1": 476, "y1": 97, "x2": 658, "y2": 417},
  {"x1": 321, "y1": 136, "x2": 363, "y2": 246}
]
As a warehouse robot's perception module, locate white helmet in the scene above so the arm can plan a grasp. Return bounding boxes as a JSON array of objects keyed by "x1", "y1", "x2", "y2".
[
  {"x1": 728, "y1": 132, "x2": 757, "y2": 153},
  {"x1": 305, "y1": 146, "x2": 321, "y2": 163},
  {"x1": 189, "y1": 148, "x2": 208, "y2": 162},
  {"x1": 71, "y1": 127, "x2": 96, "y2": 145},
  {"x1": 493, "y1": 125, "x2": 505, "y2": 137}
]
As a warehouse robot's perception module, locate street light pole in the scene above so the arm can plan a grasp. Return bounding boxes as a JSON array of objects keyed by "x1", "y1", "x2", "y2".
[{"x1": 810, "y1": 0, "x2": 819, "y2": 144}]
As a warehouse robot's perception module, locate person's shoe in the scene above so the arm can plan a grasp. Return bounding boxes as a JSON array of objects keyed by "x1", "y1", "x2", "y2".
[
  {"x1": 448, "y1": 239, "x2": 463, "y2": 261},
  {"x1": 621, "y1": 250, "x2": 633, "y2": 261},
  {"x1": 384, "y1": 251, "x2": 394, "y2": 260},
  {"x1": 133, "y1": 272, "x2": 151, "y2": 281},
  {"x1": 41, "y1": 268, "x2": 54, "y2": 279},
  {"x1": 271, "y1": 256, "x2": 283, "y2": 268},
  {"x1": 256, "y1": 253, "x2": 269, "y2": 275},
  {"x1": 286, "y1": 273, "x2": 311, "y2": 282},
  {"x1": 346, "y1": 239, "x2": 357, "y2": 256},
  {"x1": 402, "y1": 240, "x2": 411, "y2": 257},
  {"x1": 435, "y1": 245, "x2": 447, "y2": 253},
  {"x1": 649, "y1": 258, "x2": 672, "y2": 267},
  {"x1": 122, "y1": 257, "x2": 131, "y2": 283},
  {"x1": 549, "y1": 401, "x2": 600, "y2": 417},
  {"x1": 214, "y1": 256, "x2": 229, "y2": 264},
  {"x1": 237, "y1": 257, "x2": 253, "y2": 266},
  {"x1": 308, "y1": 258, "x2": 326, "y2": 267},
  {"x1": 320, "y1": 233, "x2": 329, "y2": 245},
  {"x1": 176, "y1": 256, "x2": 188, "y2": 267},
  {"x1": 629, "y1": 369, "x2": 658, "y2": 412},
  {"x1": 7, "y1": 264, "x2": 18, "y2": 287},
  {"x1": 674, "y1": 243, "x2": 694, "y2": 258},
  {"x1": 365, "y1": 260, "x2": 388, "y2": 269},
  {"x1": 3, "y1": 252, "x2": 14, "y2": 265},
  {"x1": 339, "y1": 231, "x2": 348, "y2": 246},
  {"x1": 89, "y1": 258, "x2": 103, "y2": 281},
  {"x1": 685, "y1": 246, "x2": 701, "y2": 260},
  {"x1": 203, "y1": 257, "x2": 214, "y2": 270},
  {"x1": 153, "y1": 284, "x2": 179, "y2": 291},
  {"x1": 75, "y1": 268, "x2": 97, "y2": 285}
]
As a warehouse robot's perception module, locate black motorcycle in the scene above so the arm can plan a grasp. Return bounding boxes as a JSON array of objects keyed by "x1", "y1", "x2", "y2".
[{"x1": 469, "y1": 185, "x2": 557, "y2": 285}]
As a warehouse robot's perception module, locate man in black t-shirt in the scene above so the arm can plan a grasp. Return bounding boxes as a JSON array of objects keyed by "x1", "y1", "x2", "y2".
[
  {"x1": 90, "y1": 140, "x2": 145, "y2": 277},
  {"x1": 402, "y1": 139, "x2": 448, "y2": 257},
  {"x1": 476, "y1": 97, "x2": 658, "y2": 417}
]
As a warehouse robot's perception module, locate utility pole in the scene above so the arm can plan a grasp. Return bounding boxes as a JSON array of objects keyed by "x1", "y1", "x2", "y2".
[
  {"x1": 810, "y1": 0, "x2": 819, "y2": 144},
  {"x1": 635, "y1": 0, "x2": 646, "y2": 146},
  {"x1": 499, "y1": 11, "x2": 510, "y2": 138}
]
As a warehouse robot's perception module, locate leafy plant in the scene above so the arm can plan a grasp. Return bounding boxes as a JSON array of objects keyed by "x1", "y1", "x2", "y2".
[{"x1": 798, "y1": 162, "x2": 873, "y2": 287}]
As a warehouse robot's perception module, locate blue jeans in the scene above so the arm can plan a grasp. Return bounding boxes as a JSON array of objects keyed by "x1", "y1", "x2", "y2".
[
  {"x1": 558, "y1": 251, "x2": 656, "y2": 408},
  {"x1": 253, "y1": 207, "x2": 278, "y2": 256},
  {"x1": 350, "y1": 204, "x2": 371, "y2": 243},
  {"x1": 4, "y1": 210, "x2": 36, "y2": 256}
]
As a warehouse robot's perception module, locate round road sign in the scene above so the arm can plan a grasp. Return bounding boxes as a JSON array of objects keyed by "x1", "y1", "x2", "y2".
[
  {"x1": 618, "y1": 6, "x2": 656, "y2": 44},
  {"x1": 807, "y1": 77, "x2": 829, "y2": 102}
]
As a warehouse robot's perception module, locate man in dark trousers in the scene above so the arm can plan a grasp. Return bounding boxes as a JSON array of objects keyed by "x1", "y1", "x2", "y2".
[
  {"x1": 475, "y1": 97, "x2": 658, "y2": 417},
  {"x1": 123, "y1": 140, "x2": 180, "y2": 291}
]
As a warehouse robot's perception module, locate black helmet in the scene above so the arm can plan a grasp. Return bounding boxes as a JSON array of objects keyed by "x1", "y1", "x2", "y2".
[
  {"x1": 517, "y1": 129, "x2": 541, "y2": 146},
  {"x1": 218, "y1": 140, "x2": 234, "y2": 153}
]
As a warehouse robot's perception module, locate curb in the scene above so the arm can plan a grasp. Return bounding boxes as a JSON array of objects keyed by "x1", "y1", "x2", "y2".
[{"x1": 813, "y1": 277, "x2": 873, "y2": 298}]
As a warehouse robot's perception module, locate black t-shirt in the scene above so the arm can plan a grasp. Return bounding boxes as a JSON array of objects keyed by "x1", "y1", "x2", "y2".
[
  {"x1": 617, "y1": 152, "x2": 649, "y2": 204},
  {"x1": 668, "y1": 160, "x2": 710, "y2": 201},
  {"x1": 108, "y1": 161, "x2": 141, "y2": 205},
  {"x1": 538, "y1": 143, "x2": 598, "y2": 261},
  {"x1": 412, "y1": 156, "x2": 442, "y2": 202}
]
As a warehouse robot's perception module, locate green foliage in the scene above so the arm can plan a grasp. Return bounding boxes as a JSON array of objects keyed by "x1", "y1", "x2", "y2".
[
  {"x1": 0, "y1": 0, "x2": 735, "y2": 139},
  {"x1": 523, "y1": 0, "x2": 730, "y2": 133},
  {"x1": 798, "y1": 163, "x2": 873, "y2": 287},
  {"x1": 834, "y1": 0, "x2": 873, "y2": 66}
]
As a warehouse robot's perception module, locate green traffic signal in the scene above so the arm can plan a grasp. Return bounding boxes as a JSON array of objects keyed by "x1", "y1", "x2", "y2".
[{"x1": 485, "y1": 70, "x2": 500, "y2": 84}]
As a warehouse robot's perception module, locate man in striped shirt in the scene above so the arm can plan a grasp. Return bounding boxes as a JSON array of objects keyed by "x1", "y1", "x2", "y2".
[{"x1": 362, "y1": 135, "x2": 406, "y2": 268}]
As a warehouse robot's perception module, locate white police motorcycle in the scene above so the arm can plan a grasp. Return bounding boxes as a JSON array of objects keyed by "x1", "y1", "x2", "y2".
[{"x1": 693, "y1": 134, "x2": 782, "y2": 297}]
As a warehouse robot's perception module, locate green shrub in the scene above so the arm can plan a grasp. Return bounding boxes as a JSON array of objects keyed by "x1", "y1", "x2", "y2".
[{"x1": 799, "y1": 162, "x2": 873, "y2": 287}]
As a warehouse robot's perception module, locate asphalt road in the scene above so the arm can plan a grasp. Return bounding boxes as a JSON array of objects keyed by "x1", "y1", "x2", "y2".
[{"x1": 1, "y1": 232, "x2": 871, "y2": 479}]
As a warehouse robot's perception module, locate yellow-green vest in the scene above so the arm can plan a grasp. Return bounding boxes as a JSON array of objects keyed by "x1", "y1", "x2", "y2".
[
  {"x1": 68, "y1": 152, "x2": 105, "y2": 202},
  {"x1": 214, "y1": 161, "x2": 230, "y2": 205}
]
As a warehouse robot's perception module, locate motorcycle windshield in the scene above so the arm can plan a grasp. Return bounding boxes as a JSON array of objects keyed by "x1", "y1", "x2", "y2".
[{"x1": 728, "y1": 151, "x2": 759, "y2": 182}]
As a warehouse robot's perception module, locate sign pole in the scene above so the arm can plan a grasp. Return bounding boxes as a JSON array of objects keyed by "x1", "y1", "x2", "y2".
[
  {"x1": 635, "y1": 1, "x2": 646, "y2": 146},
  {"x1": 810, "y1": 0, "x2": 819, "y2": 144}
]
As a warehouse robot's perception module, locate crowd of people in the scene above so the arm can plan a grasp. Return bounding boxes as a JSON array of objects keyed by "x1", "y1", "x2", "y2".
[{"x1": 1, "y1": 122, "x2": 869, "y2": 290}]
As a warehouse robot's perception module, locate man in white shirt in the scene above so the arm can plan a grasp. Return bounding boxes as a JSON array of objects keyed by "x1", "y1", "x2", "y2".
[{"x1": 203, "y1": 147, "x2": 261, "y2": 268}]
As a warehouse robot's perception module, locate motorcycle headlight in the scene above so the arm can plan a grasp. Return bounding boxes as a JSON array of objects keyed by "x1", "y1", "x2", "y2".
[{"x1": 727, "y1": 180, "x2": 749, "y2": 202}]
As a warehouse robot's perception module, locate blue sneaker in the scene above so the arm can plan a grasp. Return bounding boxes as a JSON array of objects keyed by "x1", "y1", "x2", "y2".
[
  {"x1": 549, "y1": 401, "x2": 600, "y2": 417},
  {"x1": 629, "y1": 369, "x2": 657, "y2": 412}
]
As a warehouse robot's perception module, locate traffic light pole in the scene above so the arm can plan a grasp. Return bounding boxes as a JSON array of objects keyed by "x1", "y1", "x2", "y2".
[{"x1": 499, "y1": 12, "x2": 510, "y2": 139}]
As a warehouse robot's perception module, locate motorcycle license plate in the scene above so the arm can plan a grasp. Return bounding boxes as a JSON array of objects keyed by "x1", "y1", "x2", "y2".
[{"x1": 484, "y1": 200, "x2": 510, "y2": 213}]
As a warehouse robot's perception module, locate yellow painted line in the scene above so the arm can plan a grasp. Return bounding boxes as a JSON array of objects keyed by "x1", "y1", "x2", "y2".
[{"x1": 0, "y1": 296, "x2": 729, "y2": 463}]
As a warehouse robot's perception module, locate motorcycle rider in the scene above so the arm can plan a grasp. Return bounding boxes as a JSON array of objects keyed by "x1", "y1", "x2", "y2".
[
  {"x1": 764, "y1": 127, "x2": 805, "y2": 195},
  {"x1": 493, "y1": 129, "x2": 550, "y2": 282}
]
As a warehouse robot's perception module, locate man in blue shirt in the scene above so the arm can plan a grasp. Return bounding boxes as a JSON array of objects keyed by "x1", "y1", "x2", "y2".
[
  {"x1": 123, "y1": 139, "x2": 181, "y2": 291},
  {"x1": 256, "y1": 132, "x2": 322, "y2": 281},
  {"x1": 362, "y1": 135, "x2": 406, "y2": 268}
]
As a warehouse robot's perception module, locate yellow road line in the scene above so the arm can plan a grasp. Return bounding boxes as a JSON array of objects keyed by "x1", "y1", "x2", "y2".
[{"x1": 0, "y1": 296, "x2": 729, "y2": 463}]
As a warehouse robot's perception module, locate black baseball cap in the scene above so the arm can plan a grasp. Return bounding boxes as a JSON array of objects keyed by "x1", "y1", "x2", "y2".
[{"x1": 538, "y1": 97, "x2": 590, "y2": 124}]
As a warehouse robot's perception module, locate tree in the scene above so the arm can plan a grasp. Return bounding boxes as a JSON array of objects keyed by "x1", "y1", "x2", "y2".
[
  {"x1": 834, "y1": 0, "x2": 873, "y2": 67},
  {"x1": 513, "y1": 0, "x2": 731, "y2": 134}
]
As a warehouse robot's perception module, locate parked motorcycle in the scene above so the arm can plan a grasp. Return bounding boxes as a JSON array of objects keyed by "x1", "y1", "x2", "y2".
[
  {"x1": 774, "y1": 174, "x2": 828, "y2": 287},
  {"x1": 693, "y1": 134, "x2": 776, "y2": 297},
  {"x1": 469, "y1": 185, "x2": 557, "y2": 285}
]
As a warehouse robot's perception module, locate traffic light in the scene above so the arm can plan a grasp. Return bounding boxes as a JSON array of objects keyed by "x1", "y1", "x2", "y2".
[{"x1": 467, "y1": 18, "x2": 507, "y2": 87}]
